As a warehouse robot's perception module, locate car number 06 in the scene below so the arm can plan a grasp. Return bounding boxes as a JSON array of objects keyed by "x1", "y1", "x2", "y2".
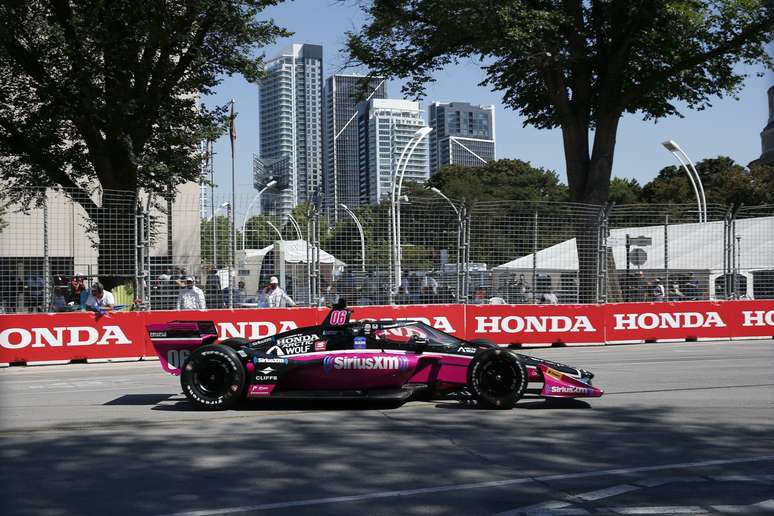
[
  {"x1": 330, "y1": 310, "x2": 347, "y2": 326},
  {"x1": 167, "y1": 349, "x2": 191, "y2": 368}
]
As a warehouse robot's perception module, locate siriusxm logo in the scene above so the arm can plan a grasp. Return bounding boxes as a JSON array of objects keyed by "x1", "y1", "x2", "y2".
[{"x1": 323, "y1": 355, "x2": 410, "y2": 373}]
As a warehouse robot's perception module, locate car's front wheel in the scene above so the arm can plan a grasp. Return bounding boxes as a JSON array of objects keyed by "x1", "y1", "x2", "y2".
[
  {"x1": 467, "y1": 349, "x2": 527, "y2": 409},
  {"x1": 180, "y1": 345, "x2": 246, "y2": 410}
]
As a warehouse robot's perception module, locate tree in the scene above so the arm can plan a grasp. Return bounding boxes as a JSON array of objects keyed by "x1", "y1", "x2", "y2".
[
  {"x1": 426, "y1": 159, "x2": 568, "y2": 203},
  {"x1": 347, "y1": 0, "x2": 773, "y2": 301},
  {"x1": 641, "y1": 156, "x2": 773, "y2": 207},
  {"x1": 609, "y1": 177, "x2": 643, "y2": 205},
  {"x1": 0, "y1": 0, "x2": 289, "y2": 289}
]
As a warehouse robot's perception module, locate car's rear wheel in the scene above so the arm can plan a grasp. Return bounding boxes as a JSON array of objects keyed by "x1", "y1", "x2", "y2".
[
  {"x1": 180, "y1": 344, "x2": 246, "y2": 410},
  {"x1": 467, "y1": 349, "x2": 527, "y2": 409}
]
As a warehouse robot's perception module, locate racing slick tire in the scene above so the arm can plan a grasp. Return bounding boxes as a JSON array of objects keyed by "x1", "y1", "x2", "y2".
[
  {"x1": 467, "y1": 349, "x2": 527, "y2": 409},
  {"x1": 180, "y1": 344, "x2": 246, "y2": 410}
]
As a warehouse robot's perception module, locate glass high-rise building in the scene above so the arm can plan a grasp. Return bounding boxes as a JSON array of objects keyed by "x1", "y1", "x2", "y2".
[
  {"x1": 428, "y1": 102, "x2": 496, "y2": 174},
  {"x1": 759, "y1": 86, "x2": 774, "y2": 165},
  {"x1": 323, "y1": 75, "x2": 387, "y2": 215},
  {"x1": 258, "y1": 44, "x2": 323, "y2": 218},
  {"x1": 361, "y1": 99, "x2": 430, "y2": 204}
]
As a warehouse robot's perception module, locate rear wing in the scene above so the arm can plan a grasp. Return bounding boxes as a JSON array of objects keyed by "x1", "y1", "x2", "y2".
[{"x1": 146, "y1": 321, "x2": 218, "y2": 375}]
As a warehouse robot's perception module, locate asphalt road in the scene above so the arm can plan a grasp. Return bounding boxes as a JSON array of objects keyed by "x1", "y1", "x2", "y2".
[{"x1": 2, "y1": 339, "x2": 774, "y2": 516}]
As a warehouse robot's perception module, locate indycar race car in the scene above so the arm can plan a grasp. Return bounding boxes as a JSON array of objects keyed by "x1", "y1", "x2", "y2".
[{"x1": 146, "y1": 302, "x2": 603, "y2": 410}]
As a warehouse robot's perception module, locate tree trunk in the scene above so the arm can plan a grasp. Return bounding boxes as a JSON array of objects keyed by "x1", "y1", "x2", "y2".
[
  {"x1": 92, "y1": 158, "x2": 139, "y2": 293},
  {"x1": 563, "y1": 115, "x2": 620, "y2": 303}
]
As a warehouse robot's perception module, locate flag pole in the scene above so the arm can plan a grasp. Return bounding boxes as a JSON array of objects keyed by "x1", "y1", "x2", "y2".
[{"x1": 229, "y1": 98, "x2": 237, "y2": 309}]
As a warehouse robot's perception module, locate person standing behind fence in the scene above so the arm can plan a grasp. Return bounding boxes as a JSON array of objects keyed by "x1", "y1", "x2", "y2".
[
  {"x1": 653, "y1": 278, "x2": 666, "y2": 301},
  {"x1": 85, "y1": 282, "x2": 115, "y2": 312},
  {"x1": 258, "y1": 276, "x2": 296, "y2": 308},
  {"x1": 177, "y1": 276, "x2": 206, "y2": 310}
]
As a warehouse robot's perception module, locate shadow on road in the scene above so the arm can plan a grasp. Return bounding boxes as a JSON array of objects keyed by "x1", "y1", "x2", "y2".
[{"x1": 4, "y1": 399, "x2": 774, "y2": 516}]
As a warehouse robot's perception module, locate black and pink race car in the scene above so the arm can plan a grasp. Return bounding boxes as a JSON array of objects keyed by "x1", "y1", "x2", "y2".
[{"x1": 146, "y1": 302, "x2": 603, "y2": 410}]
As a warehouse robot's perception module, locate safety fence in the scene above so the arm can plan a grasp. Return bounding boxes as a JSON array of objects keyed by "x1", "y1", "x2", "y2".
[
  {"x1": 1, "y1": 300, "x2": 773, "y2": 365},
  {"x1": 1, "y1": 186, "x2": 773, "y2": 314}
]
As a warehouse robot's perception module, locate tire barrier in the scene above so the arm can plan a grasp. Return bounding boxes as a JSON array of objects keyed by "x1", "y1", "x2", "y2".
[{"x1": 1, "y1": 300, "x2": 772, "y2": 365}]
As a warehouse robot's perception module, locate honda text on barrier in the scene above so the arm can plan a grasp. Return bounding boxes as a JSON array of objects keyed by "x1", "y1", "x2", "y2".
[{"x1": 145, "y1": 301, "x2": 603, "y2": 410}]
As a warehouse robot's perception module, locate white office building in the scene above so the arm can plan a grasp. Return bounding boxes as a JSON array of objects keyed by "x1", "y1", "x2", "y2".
[
  {"x1": 258, "y1": 44, "x2": 323, "y2": 218},
  {"x1": 362, "y1": 99, "x2": 429, "y2": 204}
]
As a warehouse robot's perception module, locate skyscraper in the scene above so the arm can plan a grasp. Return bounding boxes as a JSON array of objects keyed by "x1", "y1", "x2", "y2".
[
  {"x1": 361, "y1": 99, "x2": 430, "y2": 204},
  {"x1": 428, "y1": 102, "x2": 496, "y2": 174},
  {"x1": 323, "y1": 75, "x2": 387, "y2": 215},
  {"x1": 758, "y1": 86, "x2": 774, "y2": 165},
  {"x1": 258, "y1": 44, "x2": 323, "y2": 218}
]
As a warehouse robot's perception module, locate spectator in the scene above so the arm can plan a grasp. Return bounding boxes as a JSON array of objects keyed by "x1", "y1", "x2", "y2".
[
  {"x1": 234, "y1": 280, "x2": 247, "y2": 306},
  {"x1": 258, "y1": 276, "x2": 296, "y2": 308},
  {"x1": 177, "y1": 276, "x2": 206, "y2": 310},
  {"x1": 541, "y1": 290, "x2": 559, "y2": 304},
  {"x1": 205, "y1": 268, "x2": 222, "y2": 308},
  {"x1": 51, "y1": 286, "x2": 70, "y2": 312},
  {"x1": 653, "y1": 278, "x2": 666, "y2": 301},
  {"x1": 85, "y1": 282, "x2": 115, "y2": 312},
  {"x1": 684, "y1": 276, "x2": 699, "y2": 300},
  {"x1": 68, "y1": 274, "x2": 88, "y2": 306},
  {"x1": 510, "y1": 274, "x2": 528, "y2": 303},
  {"x1": 672, "y1": 282, "x2": 685, "y2": 300},
  {"x1": 113, "y1": 279, "x2": 135, "y2": 308}
]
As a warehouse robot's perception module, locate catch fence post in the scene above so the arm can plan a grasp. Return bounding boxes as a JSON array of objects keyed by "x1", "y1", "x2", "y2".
[
  {"x1": 43, "y1": 189, "x2": 51, "y2": 311},
  {"x1": 664, "y1": 212, "x2": 670, "y2": 302},
  {"x1": 532, "y1": 209, "x2": 538, "y2": 304}
]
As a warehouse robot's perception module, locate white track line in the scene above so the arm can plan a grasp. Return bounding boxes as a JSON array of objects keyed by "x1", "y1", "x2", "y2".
[{"x1": 159, "y1": 454, "x2": 774, "y2": 516}]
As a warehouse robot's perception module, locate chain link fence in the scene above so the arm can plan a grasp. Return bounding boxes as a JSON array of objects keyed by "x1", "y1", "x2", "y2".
[{"x1": 1, "y1": 186, "x2": 772, "y2": 313}]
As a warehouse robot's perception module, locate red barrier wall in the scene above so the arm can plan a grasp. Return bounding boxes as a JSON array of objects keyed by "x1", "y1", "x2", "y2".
[{"x1": 1, "y1": 301, "x2": 772, "y2": 364}]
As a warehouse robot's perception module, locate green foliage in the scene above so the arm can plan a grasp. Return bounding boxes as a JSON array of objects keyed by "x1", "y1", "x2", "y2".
[
  {"x1": 200, "y1": 216, "x2": 243, "y2": 268},
  {"x1": 348, "y1": 0, "x2": 773, "y2": 205},
  {"x1": 609, "y1": 178, "x2": 643, "y2": 205},
  {"x1": 426, "y1": 159, "x2": 568, "y2": 205},
  {"x1": 0, "y1": 0, "x2": 290, "y2": 201},
  {"x1": 641, "y1": 156, "x2": 774, "y2": 206}
]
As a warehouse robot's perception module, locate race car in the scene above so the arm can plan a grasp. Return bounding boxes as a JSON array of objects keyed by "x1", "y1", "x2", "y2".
[{"x1": 146, "y1": 301, "x2": 603, "y2": 410}]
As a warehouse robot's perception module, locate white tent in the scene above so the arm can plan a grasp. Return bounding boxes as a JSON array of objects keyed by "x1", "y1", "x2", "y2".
[
  {"x1": 495, "y1": 216, "x2": 774, "y2": 298},
  {"x1": 237, "y1": 240, "x2": 346, "y2": 303}
]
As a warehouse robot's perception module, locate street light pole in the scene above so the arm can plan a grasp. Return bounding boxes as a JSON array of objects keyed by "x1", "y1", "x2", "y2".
[
  {"x1": 662, "y1": 140, "x2": 707, "y2": 223},
  {"x1": 207, "y1": 202, "x2": 230, "y2": 268},
  {"x1": 428, "y1": 187, "x2": 463, "y2": 303},
  {"x1": 340, "y1": 203, "x2": 366, "y2": 272},
  {"x1": 241, "y1": 180, "x2": 277, "y2": 251},
  {"x1": 391, "y1": 127, "x2": 432, "y2": 302}
]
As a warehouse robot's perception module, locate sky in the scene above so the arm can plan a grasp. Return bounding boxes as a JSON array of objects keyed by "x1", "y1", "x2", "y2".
[{"x1": 204, "y1": 0, "x2": 773, "y2": 200}]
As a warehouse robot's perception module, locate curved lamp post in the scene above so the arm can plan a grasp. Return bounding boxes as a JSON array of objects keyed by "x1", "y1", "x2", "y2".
[
  {"x1": 287, "y1": 213, "x2": 303, "y2": 241},
  {"x1": 340, "y1": 203, "x2": 366, "y2": 272},
  {"x1": 428, "y1": 187, "x2": 464, "y2": 302},
  {"x1": 241, "y1": 180, "x2": 277, "y2": 250},
  {"x1": 391, "y1": 127, "x2": 433, "y2": 301},
  {"x1": 661, "y1": 140, "x2": 707, "y2": 223}
]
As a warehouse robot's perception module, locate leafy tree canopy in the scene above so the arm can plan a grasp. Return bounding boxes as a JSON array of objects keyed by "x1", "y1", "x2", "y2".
[
  {"x1": 641, "y1": 156, "x2": 774, "y2": 206},
  {"x1": 423, "y1": 159, "x2": 568, "y2": 204},
  {"x1": 609, "y1": 177, "x2": 643, "y2": 205},
  {"x1": 348, "y1": 0, "x2": 773, "y2": 205},
  {"x1": 0, "y1": 0, "x2": 289, "y2": 202}
]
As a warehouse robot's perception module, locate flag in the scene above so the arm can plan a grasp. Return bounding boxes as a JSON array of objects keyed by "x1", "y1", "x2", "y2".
[{"x1": 229, "y1": 99, "x2": 237, "y2": 158}]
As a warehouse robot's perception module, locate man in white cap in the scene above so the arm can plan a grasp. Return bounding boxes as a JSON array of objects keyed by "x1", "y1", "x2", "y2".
[
  {"x1": 258, "y1": 276, "x2": 296, "y2": 308},
  {"x1": 177, "y1": 276, "x2": 206, "y2": 310}
]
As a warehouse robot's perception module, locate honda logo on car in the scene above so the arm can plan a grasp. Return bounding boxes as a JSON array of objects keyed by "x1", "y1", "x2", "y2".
[
  {"x1": 613, "y1": 311, "x2": 726, "y2": 330},
  {"x1": 0, "y1": 325, "x2": 131, "y2": 349},
  {"x1": 475, "y1": 315, "x2": 596, "y2": 334},
  {"x1": 323, "y1": 355, "x2": 410, "y2": 373}
]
